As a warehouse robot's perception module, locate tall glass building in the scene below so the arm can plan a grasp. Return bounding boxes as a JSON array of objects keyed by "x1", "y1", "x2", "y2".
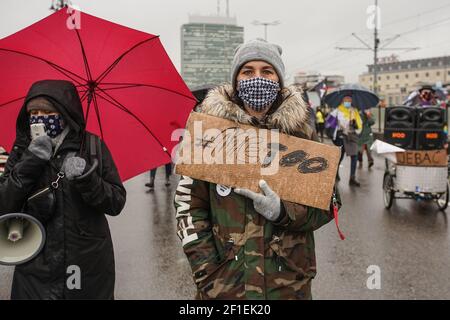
[{"x1": 181, "y1": 15, "x2": 244, "y2": 89}]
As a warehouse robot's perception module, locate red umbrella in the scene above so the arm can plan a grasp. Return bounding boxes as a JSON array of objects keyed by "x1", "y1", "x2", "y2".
[{"x1": 0, "y1": 7, "x2": 196, "y2": 181}]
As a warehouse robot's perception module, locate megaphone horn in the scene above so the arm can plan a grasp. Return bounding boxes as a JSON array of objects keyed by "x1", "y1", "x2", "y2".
[{"x1": 0, "y1": 213, "x2": 46, "y2": 266}]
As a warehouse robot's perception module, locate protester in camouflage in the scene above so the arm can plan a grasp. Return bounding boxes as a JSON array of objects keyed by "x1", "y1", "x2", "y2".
[{"x1": 175, "y1": 39, "x2": 341, "y2": 300}]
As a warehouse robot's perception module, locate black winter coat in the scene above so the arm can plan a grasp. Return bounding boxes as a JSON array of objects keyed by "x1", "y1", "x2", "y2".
[{"x1": 0, "y1": 80, "x2": 126, "y2": 299}]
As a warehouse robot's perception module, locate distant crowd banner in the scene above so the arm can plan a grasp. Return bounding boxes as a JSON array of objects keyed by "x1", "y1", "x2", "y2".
[
  {"x1": 174, "y1": 112, "x2": 341, "y2": 210},
  {"x1": 396, "y1": 150, "x2": 448, "y2": 167}
]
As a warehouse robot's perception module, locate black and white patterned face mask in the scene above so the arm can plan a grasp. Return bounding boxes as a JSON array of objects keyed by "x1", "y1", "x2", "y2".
[{"x1": 238, "y1": 77, "x2": 280, "y2": 112}]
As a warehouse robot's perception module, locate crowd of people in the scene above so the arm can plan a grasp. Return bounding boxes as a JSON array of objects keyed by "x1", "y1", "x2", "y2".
[
  {"x1": 0, "y1": 35, "x2": 447, "y2": 301},
  {"x1": 0, "y1": 39, "x2": 342, "y2": 300},
  {"x1": 312, "y1": 83, "x2": 448, "y2": 187},
  {"x1": 314, "y1": 99, "x2": 375, "y2": 187}
]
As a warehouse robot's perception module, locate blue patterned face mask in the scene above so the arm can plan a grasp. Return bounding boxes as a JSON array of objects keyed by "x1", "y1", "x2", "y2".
[
  {"x1": 238, "y1": 77, "x2": 280, "y2": 112},
  {"x1": 30, "y1": 114, "x2": 65, "y2": 138}
]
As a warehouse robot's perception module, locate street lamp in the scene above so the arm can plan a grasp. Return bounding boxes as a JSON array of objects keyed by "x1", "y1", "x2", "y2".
[{"x1": 252, "y1": 20, "x2": 280, "y2": 41}]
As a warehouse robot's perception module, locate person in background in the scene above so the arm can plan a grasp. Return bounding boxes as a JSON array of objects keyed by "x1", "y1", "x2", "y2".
[
  {"x1": 357, "y1": 110, "x2": 375, "y2": 169},
  {"x1": 417, "y1": 86, "x2": 437, "y2": 107},
  {"x1": 145, "y1": 162, "x2": 172, "y2": 190},
  {"x1": 299, "y1": 83, "x2": 317, "y2": 134},
  {"x1": 315, "y1": 106, "x2": 325, "y2": 142},
  {"x1": 324, "y1": 110, "x2": 344, "y2": 181},
  {"x1": 405, "y1": 85, "x2": 437, "y2": 107},
  {"x1": 332, "y1": 95, "x2": 362, "y2": 186}
]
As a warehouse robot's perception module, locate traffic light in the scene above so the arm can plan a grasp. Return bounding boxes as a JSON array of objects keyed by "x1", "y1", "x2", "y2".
[
  {"x1": 416, "y1": 107, "x2": 445, "y2": 150},
  {"x1": 384, "y1": 106, "x2": 416, "y2": 149}
]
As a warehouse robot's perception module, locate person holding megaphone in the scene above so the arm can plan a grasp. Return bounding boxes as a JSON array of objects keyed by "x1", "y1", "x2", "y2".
[{"x1": 0, "y1": 80, "x2": 126, "y2": 300}]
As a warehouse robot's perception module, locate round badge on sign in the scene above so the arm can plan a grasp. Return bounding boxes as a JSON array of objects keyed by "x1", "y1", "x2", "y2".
[{"x1": 216, "y1": 184, "x2": 232, "y2": 197}]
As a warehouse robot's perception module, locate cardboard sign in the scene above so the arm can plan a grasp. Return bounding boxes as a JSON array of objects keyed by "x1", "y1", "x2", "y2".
[
  {"x1": 396, "y1": 150, "x2": 448, "y2": 167},
  {"x1": 175, "y1": 112, "x2": 341, "y2": 210}
]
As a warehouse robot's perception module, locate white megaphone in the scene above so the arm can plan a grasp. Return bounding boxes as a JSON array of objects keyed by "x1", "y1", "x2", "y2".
[{"x1": 0, "y1": 213, "x2": 46, "y2": 266}]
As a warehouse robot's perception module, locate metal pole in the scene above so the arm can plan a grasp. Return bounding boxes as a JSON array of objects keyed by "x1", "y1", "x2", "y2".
[
  {"x1": 253, "y1": 21, "x2": 279, "y2": 41},
  {"x1": 374, "y1": 0, "x2": 381, "y2": 132}
]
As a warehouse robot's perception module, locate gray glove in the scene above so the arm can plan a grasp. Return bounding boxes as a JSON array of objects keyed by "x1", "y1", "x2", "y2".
[
  {"x1": 63, "y1": 157, "x2": 86, "y2": 180},
  {"x1": 235, "y1": 180, "x2": 281, "y2": 221},
  {"x1": 28, "y1": 135, "x2": 52, "y2": 161}
]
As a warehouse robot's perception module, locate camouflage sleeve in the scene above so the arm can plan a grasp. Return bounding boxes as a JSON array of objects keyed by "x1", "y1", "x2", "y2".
[
  {"x1": 273, "y1": 186, "x2": 342, "y2": 232},
  {"x1": 174, "y1": 176, "x2": 220, "y2": 285}
]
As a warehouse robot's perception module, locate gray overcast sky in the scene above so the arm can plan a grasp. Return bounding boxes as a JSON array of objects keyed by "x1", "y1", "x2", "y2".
[{"x1": 1, "y1": 0, "x2": 450, "y2": 83}]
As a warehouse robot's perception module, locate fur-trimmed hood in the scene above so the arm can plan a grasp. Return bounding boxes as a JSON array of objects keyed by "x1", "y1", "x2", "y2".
[{"x1": 198, "y1": 84, "x2": 313, "y2": 138}]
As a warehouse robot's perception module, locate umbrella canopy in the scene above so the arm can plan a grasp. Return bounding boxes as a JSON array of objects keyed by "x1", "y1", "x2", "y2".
[
  {"x1": 0, "y1": 8, "x2": 196, "y2": 181},
  {"x1": 323, "y1": 83, "x2": 379, "y2": 111}
]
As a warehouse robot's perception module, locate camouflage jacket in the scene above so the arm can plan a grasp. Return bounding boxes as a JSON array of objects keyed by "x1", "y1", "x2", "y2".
[{"x1": 175, "y1": 84, "x2": 341, "y2": 300}]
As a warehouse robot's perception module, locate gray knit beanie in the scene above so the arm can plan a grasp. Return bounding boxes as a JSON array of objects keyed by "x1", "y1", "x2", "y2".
[{"x1": 231, "y1": 39, "x2": 285, "y2": 89}]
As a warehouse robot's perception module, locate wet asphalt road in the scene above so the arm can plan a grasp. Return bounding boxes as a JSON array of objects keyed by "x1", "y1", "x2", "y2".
[{"x1": 1, "y1": 149, "x2": 450, "y2": 300}]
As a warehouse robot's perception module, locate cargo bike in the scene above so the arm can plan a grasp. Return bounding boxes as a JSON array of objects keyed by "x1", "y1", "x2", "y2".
[{"x1": 382, "y1": 106, "x2": 449, "y2": 211}]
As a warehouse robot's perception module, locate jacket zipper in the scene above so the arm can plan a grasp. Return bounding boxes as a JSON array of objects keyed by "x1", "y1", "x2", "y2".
[{"x1": 27, "y1": 187, "x2": 51, "y2": 201}]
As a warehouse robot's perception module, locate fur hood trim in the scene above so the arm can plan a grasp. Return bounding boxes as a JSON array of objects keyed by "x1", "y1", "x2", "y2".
[{"x1": 198, "y1": 84, "x2": 312, "y2": 137}]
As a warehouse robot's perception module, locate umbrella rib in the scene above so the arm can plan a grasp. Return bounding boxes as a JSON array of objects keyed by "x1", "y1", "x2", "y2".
[
  {"x1": 99, "y1": 82, "x2": 197, "y2": 102},
  {"x1": 0, "y1": 95, "x2": 26, "y2": 109},
  {"x1": 92, "y1": 92, "x2": 104, "y2": 140},
  {"x1": 91, "y1": 84, "x2": 143, "y2": 92},
  {"x1": 0, "y1": 85, "x2": 89, "y2": 110},
  {"x1": 85, "y1": 96, "x2": 92, "y2": 128},
  {"x1": 74, "y1": 29, "x2": 94, "y2": 82},
  {"x1": 47, "y1": 61, "x2": 89, "y2": 88},
  {"x1": 94, "y1": 90, "x2": 129, "y2": 114},
  {"x1": 94, "y1": 36, "x2": 160, "y2": 85},
  {"x1": 0, "y1": 48, "x2": 88, "y2": 85},
  {"x1": 94, "y1": 87, "x2": 171, "y2": 157},
  {"x1": 79, "y1": 89, "x2": 90, "y2": 103},
  {"x1": 79, "y1": 92, "x2": 94, "y2": 154}
]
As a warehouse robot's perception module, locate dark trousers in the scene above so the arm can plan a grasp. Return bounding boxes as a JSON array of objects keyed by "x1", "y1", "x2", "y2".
[
  {"x1": 150, "y1": 163, "x2": 172, "y2": 180},
  {"x1": 350, "y1": 155, "x2": 358, "y2": 178},
  {"x1": 333, "y1": 135, "x2": 345, "y2": 164},
  {"x1": 358, "y1": 144, "x2": 373, "y2": 163},
  {"x1": 333, "y1": 135, "x2": 345, "y2": 180},
  {"x1": 316, "y1": 123, "x2": 325, "y2": 141}
]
